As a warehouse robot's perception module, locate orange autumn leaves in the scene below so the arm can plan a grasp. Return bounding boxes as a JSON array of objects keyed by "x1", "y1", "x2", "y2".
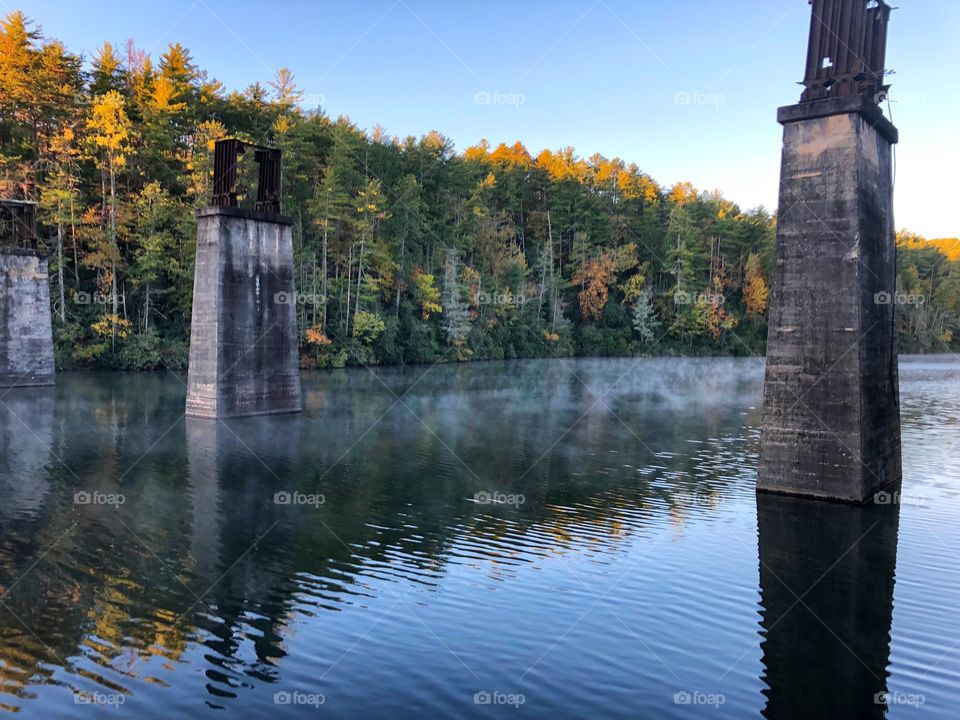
[
  {"x1": 743, "y1": 253, "x2": 770, "y2": 319},
  {"x1": 572, "y1": 244, "x2": 641, "y2": 321},
  {"x1": 465, "y1": 140, "x2": 659, "y2": 202}
]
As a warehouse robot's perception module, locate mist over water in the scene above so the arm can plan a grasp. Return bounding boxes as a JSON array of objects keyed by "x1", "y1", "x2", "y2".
[{"x1": 0, "y1": 356, "x2": 957, "y2": 718}]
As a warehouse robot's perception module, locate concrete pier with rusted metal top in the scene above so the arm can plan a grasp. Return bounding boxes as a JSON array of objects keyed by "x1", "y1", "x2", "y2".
[
  {"x1": 758, "y1": 95, "x2": 901, "y2": 503},
  {"x1": 185, "y1": 206, "x2": 301, "y2": 418},
  {"x1": 0, "y1": 248, "x2": 55, "y2": 388},
  {"x1": 758, "y1": 0, "x2": 901, "y2": 504}
]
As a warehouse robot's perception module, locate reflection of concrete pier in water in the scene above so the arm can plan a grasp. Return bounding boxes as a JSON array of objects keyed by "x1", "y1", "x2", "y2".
[
  {"x1": 184, "y1": 415, "x2": 307, "y2": 592},
  {"x1": 758, "y1": 493, "x2": 899, "y2": 719},
  {"x1": 184, "y1": 418, "x2": 226, "y2": 586},
  {"x1": 183, "y1": 415, "x2": 309, "y2": 693},
  {"x1": 0, "y1": 386, "x2": 54, "y2": 518}
]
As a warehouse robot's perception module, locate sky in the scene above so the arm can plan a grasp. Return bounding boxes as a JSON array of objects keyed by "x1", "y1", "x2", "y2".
[{"x1": 14, "y1": 0, "x2": 960, "y2": 238}]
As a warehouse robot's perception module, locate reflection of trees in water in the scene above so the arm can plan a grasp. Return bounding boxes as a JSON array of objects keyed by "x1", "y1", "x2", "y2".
[
  {"x1": 0, "y1": 360, "x2": 764, "y2": 708},
  {"x1": 0, "y1": 374, "x2": 199, "y2": 705}
]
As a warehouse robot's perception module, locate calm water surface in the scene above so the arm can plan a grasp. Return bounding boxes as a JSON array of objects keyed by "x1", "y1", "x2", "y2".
[{"x1": 0, "y1": 357, "x2": 958, "y2": 718}]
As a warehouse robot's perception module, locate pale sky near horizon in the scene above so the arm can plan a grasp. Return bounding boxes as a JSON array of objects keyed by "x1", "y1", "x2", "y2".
[{"x1": 14, "y1": 0, "x2": 960, "y2": 238}]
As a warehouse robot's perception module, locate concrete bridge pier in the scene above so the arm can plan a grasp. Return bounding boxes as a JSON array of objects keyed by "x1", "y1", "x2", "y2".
[
  {"x1": 758, "y1": 97, "x2": 902, "y2": 503},
  {"x1": 0, "y1": 248, "x2": 55, "y2": 388},
  {"x1": 758, "y1": 0, "x2": 902, "y2": 504},
  {"x1": 185, "y1": 206, "x2": 302, "y2": 418}
]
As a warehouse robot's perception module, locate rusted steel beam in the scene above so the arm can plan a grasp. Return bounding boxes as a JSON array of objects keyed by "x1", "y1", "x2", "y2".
[
  {"x1": 254, "y1": 148, "x2": 282, "y2": 214},
  {"x1": 211, "y1": 139, "x2": 283, "y2": 214},
  {"x1": 212, "y1": 138, "x2": 244, "y2": 207},
  {"x1": 800, "y1": 0, "x2": 891, "y2": 103},
  {"x1": 0, "y1": 199, "x2": 38, "y2": 249}
]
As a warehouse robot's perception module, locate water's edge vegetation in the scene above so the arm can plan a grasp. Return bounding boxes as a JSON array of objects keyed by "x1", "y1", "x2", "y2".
[{"x1": 2, "y1": 11, "x2": 957, "y2": 372}]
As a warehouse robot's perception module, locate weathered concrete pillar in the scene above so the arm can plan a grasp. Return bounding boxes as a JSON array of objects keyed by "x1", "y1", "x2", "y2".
[
  {"x1": 758, "y1": 95, "x2": 901, "y2": 503},
  {"x1": 0, "y1": 248, "x2": 55, "y2": 388},
  {"x1": 185, "y1": 207, "x2": 302, "y2": 418},
  {"x1": 759, "y1": 0, "x2": 901, "y2": 503}
]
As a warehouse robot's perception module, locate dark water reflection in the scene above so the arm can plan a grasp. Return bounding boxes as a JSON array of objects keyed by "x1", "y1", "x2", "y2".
[
  {"x1": 0, "y1": 357, "x2": 957, "y2": 717},
  {"x1": 758, "y1": 494, "x2": 899, "y2": 720}
]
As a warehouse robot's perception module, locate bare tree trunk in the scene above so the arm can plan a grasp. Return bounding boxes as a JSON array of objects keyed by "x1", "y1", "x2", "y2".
[
  {"x1": 56, "y1": 212, "x2": 65, "y2": 322},
  {"x1": 101, "y1": 169, "x2": 107, "y2": 222},
  {"x1": 336, "y1": 263, "x2": 343, "y2": 334},
  {"x1": 709, "y1": 236, "x2": 715, "y2": 286},
  {"x1": 518, "y1": 191, "x2": 525, "y2": 254},
  {"x1": 537, "y1": 252, "x2": 547, "y2": 325},
  {"x1": 396, "y1": 215, "x2": 407, "y2": 318},
  {"x1": 547, "y1": 210, "x2": 560, "y2": 332},
  {"x1": 345, "y1": 245, "x2": 353, "y2": 337},
  {"x1": 354, "y1": 234, "x2": 365, "y2": 325},
  {"x1": 322, "y1": 224, "x2": 328, "y2": 331},
  {"x1": 70, "y1": 194, "x2": 79, "y2": 286},
  {"x1": 675, "y1": 230, "x2": 681, "y2": 293},
  {"x1": 109, "y1": 163, "x2": 118, "y2": 348},
  {"x1": 311, "y1": 254, "x2": 317, "y2": 328},
  {"x1": 296, "y1": 208, "x2": 305, "y2": 335}
]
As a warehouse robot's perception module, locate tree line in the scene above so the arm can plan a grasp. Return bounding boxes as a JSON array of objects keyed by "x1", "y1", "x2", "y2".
[{"x1": 0, "y1": 11, "x2": 956, "y2": 370}]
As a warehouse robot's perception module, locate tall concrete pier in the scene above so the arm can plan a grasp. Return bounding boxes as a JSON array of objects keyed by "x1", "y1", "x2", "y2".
[
  {"x1": 759, "y1": 0, "x2": 901, "y2": 503},
  {"x1": 1, "y1": 239, "x2": 55, "y2": 388},
  {"x1": 186, "y1": 141, "x2": 301, "y2": 418}
]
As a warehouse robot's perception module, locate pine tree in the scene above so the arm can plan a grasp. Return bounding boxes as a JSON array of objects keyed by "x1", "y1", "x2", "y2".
[
  {"x1": 86, "y1": 90, "x2": 131, "y2": 340},
  {"x1": 442, "y1": 248, "x2": 470, "y2": 349},
  {"x1": 632, "y1": 289, "x2": 660, "y2": 344}
]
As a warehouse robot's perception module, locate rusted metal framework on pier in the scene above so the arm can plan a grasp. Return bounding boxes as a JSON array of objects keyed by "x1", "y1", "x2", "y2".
[
  {"x1": 0, "y1": 199, "x2": 38, "y2": 249},
  {"x1": 212, "y1": 138, "x2": 283, "y2": 214},
  {"x1": 801, "y1": 0, "x2": 892, "y2": 103}
]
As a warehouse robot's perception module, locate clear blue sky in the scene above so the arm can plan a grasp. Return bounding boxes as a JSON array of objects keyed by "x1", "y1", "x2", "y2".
[{"x1": 15, "y1": 0, "x2": 960, "y2": 237}]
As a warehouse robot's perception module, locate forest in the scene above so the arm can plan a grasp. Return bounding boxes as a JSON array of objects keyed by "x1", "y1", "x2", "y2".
[{"x1": 1, "y1": 10, "x2": 957, "y2": 371}]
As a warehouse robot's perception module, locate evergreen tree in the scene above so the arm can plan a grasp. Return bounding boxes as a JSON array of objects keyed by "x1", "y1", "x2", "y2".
[{"x1": 441, "y1": 248, "x2": 471, "y2": 351}]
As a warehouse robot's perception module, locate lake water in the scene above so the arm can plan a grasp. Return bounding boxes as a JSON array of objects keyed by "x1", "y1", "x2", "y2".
[{"x1": 0, "y1": 357, "x2": 958, "y2": 718}]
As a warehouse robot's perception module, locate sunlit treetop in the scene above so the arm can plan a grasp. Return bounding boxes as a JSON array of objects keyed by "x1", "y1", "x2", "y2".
[
  {"x1": 535, "y1": 147, "x2": 588, "y2": 183},
  {"x1": 489, "y1": 141, "x2": 533, "y2": 169},
  {"x1": 667, "y1": 181, "x2": 699, "y2": 207}
]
